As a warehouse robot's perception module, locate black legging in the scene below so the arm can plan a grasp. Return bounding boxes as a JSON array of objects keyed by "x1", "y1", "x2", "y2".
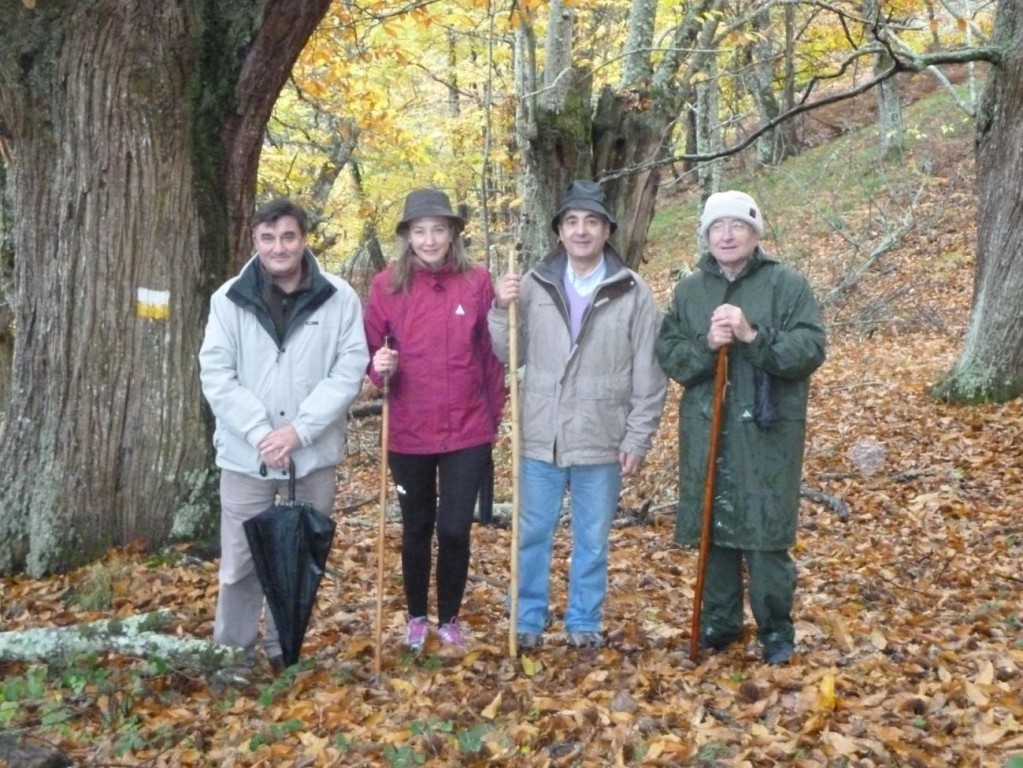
[{"x1": 388, "y1": 443, "x2": 491, "y2": 624}]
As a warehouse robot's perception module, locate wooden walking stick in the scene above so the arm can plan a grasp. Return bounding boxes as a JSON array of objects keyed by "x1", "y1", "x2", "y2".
[
  {"x1": 690, "y1": 345, "x2": 729, "y2": 662},
  {"x1": 374, "y1": 338, "x2": 391, "y2": 676},
  {"x1": 507, "y1": 251, "x2": 522, "y2": 658}
]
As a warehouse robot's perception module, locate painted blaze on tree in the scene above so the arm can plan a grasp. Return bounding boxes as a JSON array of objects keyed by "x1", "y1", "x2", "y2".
[{"x1": 0, "y1": 0, "x2": 331, "y2": 576}]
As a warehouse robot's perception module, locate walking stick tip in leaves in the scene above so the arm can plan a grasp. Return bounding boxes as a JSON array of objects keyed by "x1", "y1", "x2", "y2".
[{"x1": 690, "y1": 345, "x2": 729, "y2": 662}]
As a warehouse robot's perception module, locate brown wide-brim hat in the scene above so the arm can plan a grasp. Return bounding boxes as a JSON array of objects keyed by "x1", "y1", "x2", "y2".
[
  {"x1": 550, "y1": 179, "x2": 617, "y2": 233},
  {"x1": 395, "y1": 188, "x2": 467, "y2": 235}
]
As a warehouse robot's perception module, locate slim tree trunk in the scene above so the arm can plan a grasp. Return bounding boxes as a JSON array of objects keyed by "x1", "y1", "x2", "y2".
[
  {"x1": 932, "y1": 0, "x2": 1023, "y2": 403},
  {"x1": 865, "y1": 0, "x2": 905, "y2": 160},
  {"x1": 513, "y1": 0, "x2": 581, "y2": 266},
  {"x1": 745, "y1": 7, "x2": 786, "y2": 166},
  {"x1": 875, "y1": 65, "x2": 904, "y2": 160},
  {"x1": 696, "y1": 66, "x2": 724, "y2": 197},
  {"x1": 0, "y1": 0, "x2": 329, "y2": 576}
]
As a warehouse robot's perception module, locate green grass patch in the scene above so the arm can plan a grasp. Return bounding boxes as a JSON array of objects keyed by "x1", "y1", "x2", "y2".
[{"x1": 644, "y1": 80, "x2": 979, "y2": 277}]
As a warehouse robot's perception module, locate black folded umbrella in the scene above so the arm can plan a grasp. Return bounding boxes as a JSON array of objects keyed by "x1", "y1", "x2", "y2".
[{"x1": 243, "y1": 463, "x2": 336, "y2": 667}]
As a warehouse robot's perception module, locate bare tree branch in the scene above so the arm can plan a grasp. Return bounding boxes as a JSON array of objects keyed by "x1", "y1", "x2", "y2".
[{"x1": 601, "y1": 43, "x2": 1000, "y2": 183}]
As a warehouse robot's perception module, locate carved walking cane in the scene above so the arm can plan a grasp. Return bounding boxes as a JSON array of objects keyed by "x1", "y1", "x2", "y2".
[{"x1": 690, "y1": 345, "x2": 729, "y2": 662}]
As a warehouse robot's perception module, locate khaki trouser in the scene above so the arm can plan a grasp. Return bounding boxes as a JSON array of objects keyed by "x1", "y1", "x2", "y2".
[{"x1": 213, "y1": 466, "x2": 336, "y2": 658}]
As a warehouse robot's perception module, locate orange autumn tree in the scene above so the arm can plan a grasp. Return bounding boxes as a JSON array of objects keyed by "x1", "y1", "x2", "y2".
[{"x1": 258, "y1": 0, "x2": 520, "y2": 282}]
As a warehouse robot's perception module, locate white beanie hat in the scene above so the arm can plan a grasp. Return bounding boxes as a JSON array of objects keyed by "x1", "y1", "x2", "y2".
[{"x1": 698, "y1": 191, "x2": 764, "y2": 239}]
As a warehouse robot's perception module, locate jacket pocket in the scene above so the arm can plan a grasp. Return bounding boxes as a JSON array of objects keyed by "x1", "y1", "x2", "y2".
[{"x1": 568, "y1": 373, "x2": 631, "y2": 451}]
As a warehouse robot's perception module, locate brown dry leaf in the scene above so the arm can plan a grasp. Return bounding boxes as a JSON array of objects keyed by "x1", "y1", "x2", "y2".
[
  {"x1": 827, "y1": 612, "x2": 856, "y2": 653},
  {"x1": 821, "y1": 729, "x2": 859, "y2": 756},
  {"x1": 964, "y1": 680, "x2": 989, "y2": 707},
  {"x1": 975, "y1": 658, "x2": 995, "y2": 685},
  {"x1": 869, "y1": 628, "x2": 888, "y2": 649},
  {"x1": 481, "y1": 690, "x2": 502, "y2": 719},
  {"x1": 973, "y1": 723, "x2": 1009, "y2": 747}
]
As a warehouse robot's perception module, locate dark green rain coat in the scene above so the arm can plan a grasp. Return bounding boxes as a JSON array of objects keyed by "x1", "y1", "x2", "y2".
[{"x1": 655, "y1": 247, "x2": 826, "y2": 550}]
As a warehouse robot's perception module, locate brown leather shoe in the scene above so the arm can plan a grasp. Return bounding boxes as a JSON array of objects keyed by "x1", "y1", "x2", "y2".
[{"x1": 268, "y1": 655, "x2": 285, "y2": 674}]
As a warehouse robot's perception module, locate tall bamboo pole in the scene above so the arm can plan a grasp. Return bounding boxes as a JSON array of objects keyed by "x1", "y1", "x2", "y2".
[
  {"x1": 507, "y1": 252, "x2": 521, "y2": 658},
  {"x1": 374, "y1": 342, "x2": 391, "y2": 676}
]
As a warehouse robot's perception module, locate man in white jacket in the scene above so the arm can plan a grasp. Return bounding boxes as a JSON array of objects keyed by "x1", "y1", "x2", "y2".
[{"x1": 199, "y1": 199, "x2": 368, "y2": 672}]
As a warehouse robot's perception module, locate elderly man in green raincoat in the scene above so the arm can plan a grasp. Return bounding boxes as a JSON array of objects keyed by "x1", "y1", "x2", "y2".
[{"x1": 655, "y1": 191, "x2": 826, "y2": 665}]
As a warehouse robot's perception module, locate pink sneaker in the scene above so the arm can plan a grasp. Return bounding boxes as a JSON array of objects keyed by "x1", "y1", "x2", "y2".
[
  {"x1": 405, "y1": 616, "x2": 429, "y2": 651},
  {"x1": 438, "y1": 619, "x2": 467, "y2": 649}
]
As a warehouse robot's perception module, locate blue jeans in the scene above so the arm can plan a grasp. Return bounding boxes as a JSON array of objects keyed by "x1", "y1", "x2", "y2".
[{"x1": 516, "y1": 458, "x2": 622, "y2": 634}]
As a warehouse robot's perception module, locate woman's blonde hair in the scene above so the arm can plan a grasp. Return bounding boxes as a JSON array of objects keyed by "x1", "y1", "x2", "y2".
[{"x1": 387, "y1": 222, "x2": 474, "y2": 293}]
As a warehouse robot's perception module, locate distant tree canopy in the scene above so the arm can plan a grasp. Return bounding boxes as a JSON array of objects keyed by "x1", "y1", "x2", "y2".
[{"x1": 263, "y1": 0, "x2": 994, "y2": 272}]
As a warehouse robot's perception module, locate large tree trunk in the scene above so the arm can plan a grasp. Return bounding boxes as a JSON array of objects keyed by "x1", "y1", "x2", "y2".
[
  {"x1": 592, "y1": 88, "x2": 669, "y2": 268},
  {"x1": 931, "y1": 0, "x2": 1023, "y2": 403},
  {"x1": 0, "y1": 0, "x2": 329, "y2": 576},
  {"x1": 512, "y1": 0, "x2": 718, "y2": 270}
]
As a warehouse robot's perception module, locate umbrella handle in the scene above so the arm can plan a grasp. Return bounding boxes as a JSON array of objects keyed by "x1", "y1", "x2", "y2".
[{"x1": 257, "y1": 461, "x2": 296, "y2": 492}]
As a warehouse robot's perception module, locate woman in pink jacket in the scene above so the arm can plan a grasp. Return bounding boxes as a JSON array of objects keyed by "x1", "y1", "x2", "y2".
[{"x1": 364, "y1": 189, "x2": 506, "y2": 651}]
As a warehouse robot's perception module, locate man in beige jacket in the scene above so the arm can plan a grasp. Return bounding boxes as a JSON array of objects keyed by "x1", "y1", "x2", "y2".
[{"x1": 489, "y1": 180, "x2": 666, "y2": 650}]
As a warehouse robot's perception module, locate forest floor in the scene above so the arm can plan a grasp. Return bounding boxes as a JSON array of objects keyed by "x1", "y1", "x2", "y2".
[{"x1": 2, "y1": 68, "x2": 1022, "y2": 767}]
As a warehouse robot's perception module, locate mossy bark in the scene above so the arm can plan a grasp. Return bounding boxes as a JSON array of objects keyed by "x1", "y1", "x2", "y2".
[
  {"x1": 0, "y1": 610, "x2": 243, "y2": 667},
  {"x1": 592, "y1": 86, "x2": 676, "y2": 269},
  {"x1": 511, "y1": 0, "x2": 715, "y2": 270},
  {"x1": 932, "y1": 0, "x2": 1023, "y2": 405},
  {"x1": 0, "y1": 0, "x2": 329, "y2": 576}
]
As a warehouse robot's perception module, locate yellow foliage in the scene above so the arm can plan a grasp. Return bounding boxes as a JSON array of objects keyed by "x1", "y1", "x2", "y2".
[{"x1": 257, "y1": 0, "x2": 993, "y2": 272}]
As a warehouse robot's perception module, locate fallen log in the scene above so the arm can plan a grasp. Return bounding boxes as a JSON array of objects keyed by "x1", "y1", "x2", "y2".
[
  {"x1": 0, "y1": 732, "x2": 72, "y2": 768},
  {"x1": 0, "y1": 610, "x2": 243, "y2": 667}
]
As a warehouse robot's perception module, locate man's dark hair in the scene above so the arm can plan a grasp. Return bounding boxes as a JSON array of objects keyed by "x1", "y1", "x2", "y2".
[{"x1": 252, "y1": 198, "x2": 310, "y2": 235}]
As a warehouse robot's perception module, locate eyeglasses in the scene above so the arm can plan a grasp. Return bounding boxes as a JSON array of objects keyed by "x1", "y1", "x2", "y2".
[{"x1": 708, "y1": 219, "x2": 752, "y2": 236}]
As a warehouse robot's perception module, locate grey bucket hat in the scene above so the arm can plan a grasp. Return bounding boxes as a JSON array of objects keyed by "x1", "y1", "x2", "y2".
[
  {"x1": 395, "y1": 188, "x2": 466, "y2": 235},
  {"x1": 550, "y1": 179, "x2": 617, "y2": 233}
]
